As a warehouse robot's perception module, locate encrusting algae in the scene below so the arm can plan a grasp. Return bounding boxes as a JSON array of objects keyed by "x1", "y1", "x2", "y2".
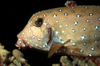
[
  {"x1": 0, "y1": 43, "x2": 30, "y2": 66},
  {"x1": 60, "y1": 56, "x2": 98, "y2": 66},
  {"x1": 52, "y1": 56, "x2": 100, "y2": 66}
]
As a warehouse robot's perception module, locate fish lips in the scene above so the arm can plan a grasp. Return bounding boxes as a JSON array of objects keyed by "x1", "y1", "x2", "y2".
[{"x1": 15, "y1": 34, "x2": 29, "y2": 49}]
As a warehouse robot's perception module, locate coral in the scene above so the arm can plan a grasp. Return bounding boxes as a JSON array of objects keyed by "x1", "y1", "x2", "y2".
[
  {"x1": 59, "y1": 56, "x2": 99, "y2": 66},
  {"x1": 97, "y1": 58, "x2": 100, "y2": 66},
  {"x1": 0, "y1": 43, "x2": 10, "y2": 62},
  {"x1": 0, "y1": 43, "x2": 30, "y2": 66},
  {"x1": 8, "y1": 49, "x2": 30, "y2": 66},
  {"x1": 52, "y1": 64, "x2": 60, "y2": 66},
  {"x1": 60, "y1": 56, "x2": 73, "y2": 66},
  {"x1": 0, "y1": 43, "x2": 9, "y2": 66},
  {"x1": 64, "y1": 0, "x2": 77, "y2": 7}
]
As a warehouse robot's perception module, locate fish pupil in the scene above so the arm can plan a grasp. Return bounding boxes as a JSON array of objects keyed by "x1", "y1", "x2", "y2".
[{"x1": 35, "y1": 18, "x2": 43, "y2": 27}]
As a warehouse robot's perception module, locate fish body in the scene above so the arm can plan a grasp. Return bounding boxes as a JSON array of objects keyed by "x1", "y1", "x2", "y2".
[{"x1": 16, "y1": 5, "x2": 100, "y2": 57}]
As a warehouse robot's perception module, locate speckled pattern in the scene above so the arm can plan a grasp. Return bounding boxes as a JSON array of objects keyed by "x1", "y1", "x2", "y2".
[{"x1": 16, "y1": 6, "x2": 100, "y2": 57}]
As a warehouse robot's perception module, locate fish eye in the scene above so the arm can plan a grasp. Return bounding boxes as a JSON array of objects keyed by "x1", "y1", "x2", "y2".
[{"x1": 35, "y1": 18, "x2": 43, "y2": 27}]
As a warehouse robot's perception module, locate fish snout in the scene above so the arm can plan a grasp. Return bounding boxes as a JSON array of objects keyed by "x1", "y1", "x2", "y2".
[{"x1": 15, "y1": 34, "x2": 28, "y2": 49}]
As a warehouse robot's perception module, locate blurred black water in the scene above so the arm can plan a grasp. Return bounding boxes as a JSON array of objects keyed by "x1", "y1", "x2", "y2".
[{"x1": 0, "y1": 0, "x2": 100, "y2": 66}]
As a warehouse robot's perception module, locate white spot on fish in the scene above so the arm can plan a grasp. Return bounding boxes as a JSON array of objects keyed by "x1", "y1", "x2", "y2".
[
  {"x1": 43, "y1": 14, "x2": 46, "y2": 17},
  {"x1": 86, "y1": 19, "x2": 90, "y2": 22},
  {"x1": 64, "y1": 13, "x2": 68, "y2": 16},
  {"x1": 59, "y1": 25, "x2": 62, "y2": 28},
  {"x1": 71, "y1": 50, "x2": 74, "y2": 53},
  {"x1": 95, "y1": 25, "x2": 99, "y2": 30},
  {"x1": 25, "y1": 38, "x2": 27, "y2": 40},
  {"x1": 65, "y1": 18, "x2": 67, "y2": 21},
  {"x1": 59, "y1": 9, "x2": 62, "y2": 12},
  {"x1": 95, "y1": 41, "x2": 98, "y2": 43},
  {"x1": 85, "y1": 7, "x2": 88, "y2": 9},
  {"x1": 30, "y1": 40, "x2": 32, "y2": 42},
  {"x1": 72, "y1": 10, "x2": 75, "y2": 13},
  {"x1": 22, "y1": 32, "x2": 24, "y2": 34},
  {"x1": 70, "y1": 40, "x2": 73, "y2": 42},
  {"x1": 83, "y1": 27, "x2": 86, "y2": 31},
  {"x1": 48, "y1": 19, "x2": 50, "y2": 21},
  {"x1": 36, "y1": 27, "x2": 38, "y2": 30},
  {"x1": 37, "y1": 38, "x2": 42, "y2": 41},
  {"x1": 32, "y1": 36, "x2": 35, "y2": 39},
  {"x1": 56, "y1": 20, "x2": 59, "y2": 23},
  {"x1": 80, "y1": 49, "x2": 84, "y2": 52},
  {"x1": 93, "y1": 10, "x2": 96, "y2": 12},
  {"x1": 43, "y1": 45, "x2": 45, "y2": 47},
  {"x1": 74, "y1": 22, "x2": 78, "y2": 25},
  {"x1": 72, "y1": 29, "x2": 75, "y2": 33},
  {"x1": 48, "y1": 11, "x2": 51, "y2": 13},
  {"x1": 83, "y1": 42, "x2": 86, "y2": 46},
  {"x1": 36, "y1": 44, "x2": 38, "y2": 46},
  {"x1": 99, "y1": 18, "x2": 100, "y2": 20},
  {"x1": 61, "y1": 41, "x2": 65, "y2": 43},
  {"x1": 82, "y1": 11, "x2": 85, "y2": 13},
  {"x1": 94, "y1": 34, "x2": 97, "y2": 38},
  {"x1": 53, "y1": 14, "x2": 57, "y2": 17},
  {"x1": 80, "y1": 35, "x2": 86, "y2": 40},
  {"x1": 55, "y1": 31, "x2": 59, "y2": 35},
  {"x1": 88, "y1": 53, "x2": 92, "y2": 57},
  {"x1": 62, "y1": 30, "x2": 65, "y2": 33},
  {"x1": 29, "y1": 30, "x2": 31, "y2": 33},
  {"x1": 43, "y1": 23, "x2": 46, "y2": 25},
  {"x1": 91, "y1": 47, "x2": 95, "y2": 51},
  {"x1": 59, "y1": 37, "x2": 62, "y2": 40},
  {"x1": 72, "y1": 43, "x2": 76, "y2": 45},
  {"x1": 36, "y1": 15, "x2": 38, "y2": 17},
  {"x1": 72, "y1": 7, "x2": 75, "y2": 9},
  {"x1": 44, "y1": 42, "x2": 48, "y2": 46},
  {"x1": 76, "y1": 14, "x2": 81, "y2": 18},
  {"x1": 18, "y1": 38, "x2": 21, "y2": 41},
  {"x1": 24, "y1": 36, "x2": 26, "y2": 38},
  {"x1": 65, "y1": 24, "x2": 68, "y2": 27},
  {"x1": 89, "y1": 13, "x2": 93, "y2": 16}
]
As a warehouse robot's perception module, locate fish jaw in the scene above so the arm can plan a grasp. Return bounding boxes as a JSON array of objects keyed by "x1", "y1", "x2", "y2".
[{"x1": 15, "y1": 24, "x2": 52, "y2": 51}]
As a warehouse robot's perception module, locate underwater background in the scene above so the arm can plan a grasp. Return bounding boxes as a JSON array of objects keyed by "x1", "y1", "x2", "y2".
[{"x1": 0, "y1": 0, "x2": 100, "y2": 66}]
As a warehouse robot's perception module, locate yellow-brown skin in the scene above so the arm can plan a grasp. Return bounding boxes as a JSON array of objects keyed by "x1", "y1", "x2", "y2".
[{"x1": 16, "y1": 6, "x2": 100, "y2": 57}]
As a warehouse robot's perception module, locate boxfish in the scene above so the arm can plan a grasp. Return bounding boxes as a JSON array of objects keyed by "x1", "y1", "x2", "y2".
[{"x1": 15, "y1": 1, "x2": 100, "y2": 58}]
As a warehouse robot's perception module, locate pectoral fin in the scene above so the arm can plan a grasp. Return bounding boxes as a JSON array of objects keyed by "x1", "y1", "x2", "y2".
[{"x1": 48, "y1": 39, "x2": 70, "y2": 58}]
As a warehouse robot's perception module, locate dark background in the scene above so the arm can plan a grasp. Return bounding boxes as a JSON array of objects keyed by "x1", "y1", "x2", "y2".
[{"x1": 0, "y1": 0, "x2": 100, "y2": 66}]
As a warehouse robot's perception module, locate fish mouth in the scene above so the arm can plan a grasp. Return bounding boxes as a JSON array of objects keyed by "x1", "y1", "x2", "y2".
[{"x1": 15, "y1": 34, "x2": 29, "y2": 49}]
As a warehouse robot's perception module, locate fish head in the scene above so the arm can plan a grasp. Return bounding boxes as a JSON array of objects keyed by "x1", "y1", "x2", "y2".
[{"x1": 16, "y1": 12, "x2": 54, "y2": 51}]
